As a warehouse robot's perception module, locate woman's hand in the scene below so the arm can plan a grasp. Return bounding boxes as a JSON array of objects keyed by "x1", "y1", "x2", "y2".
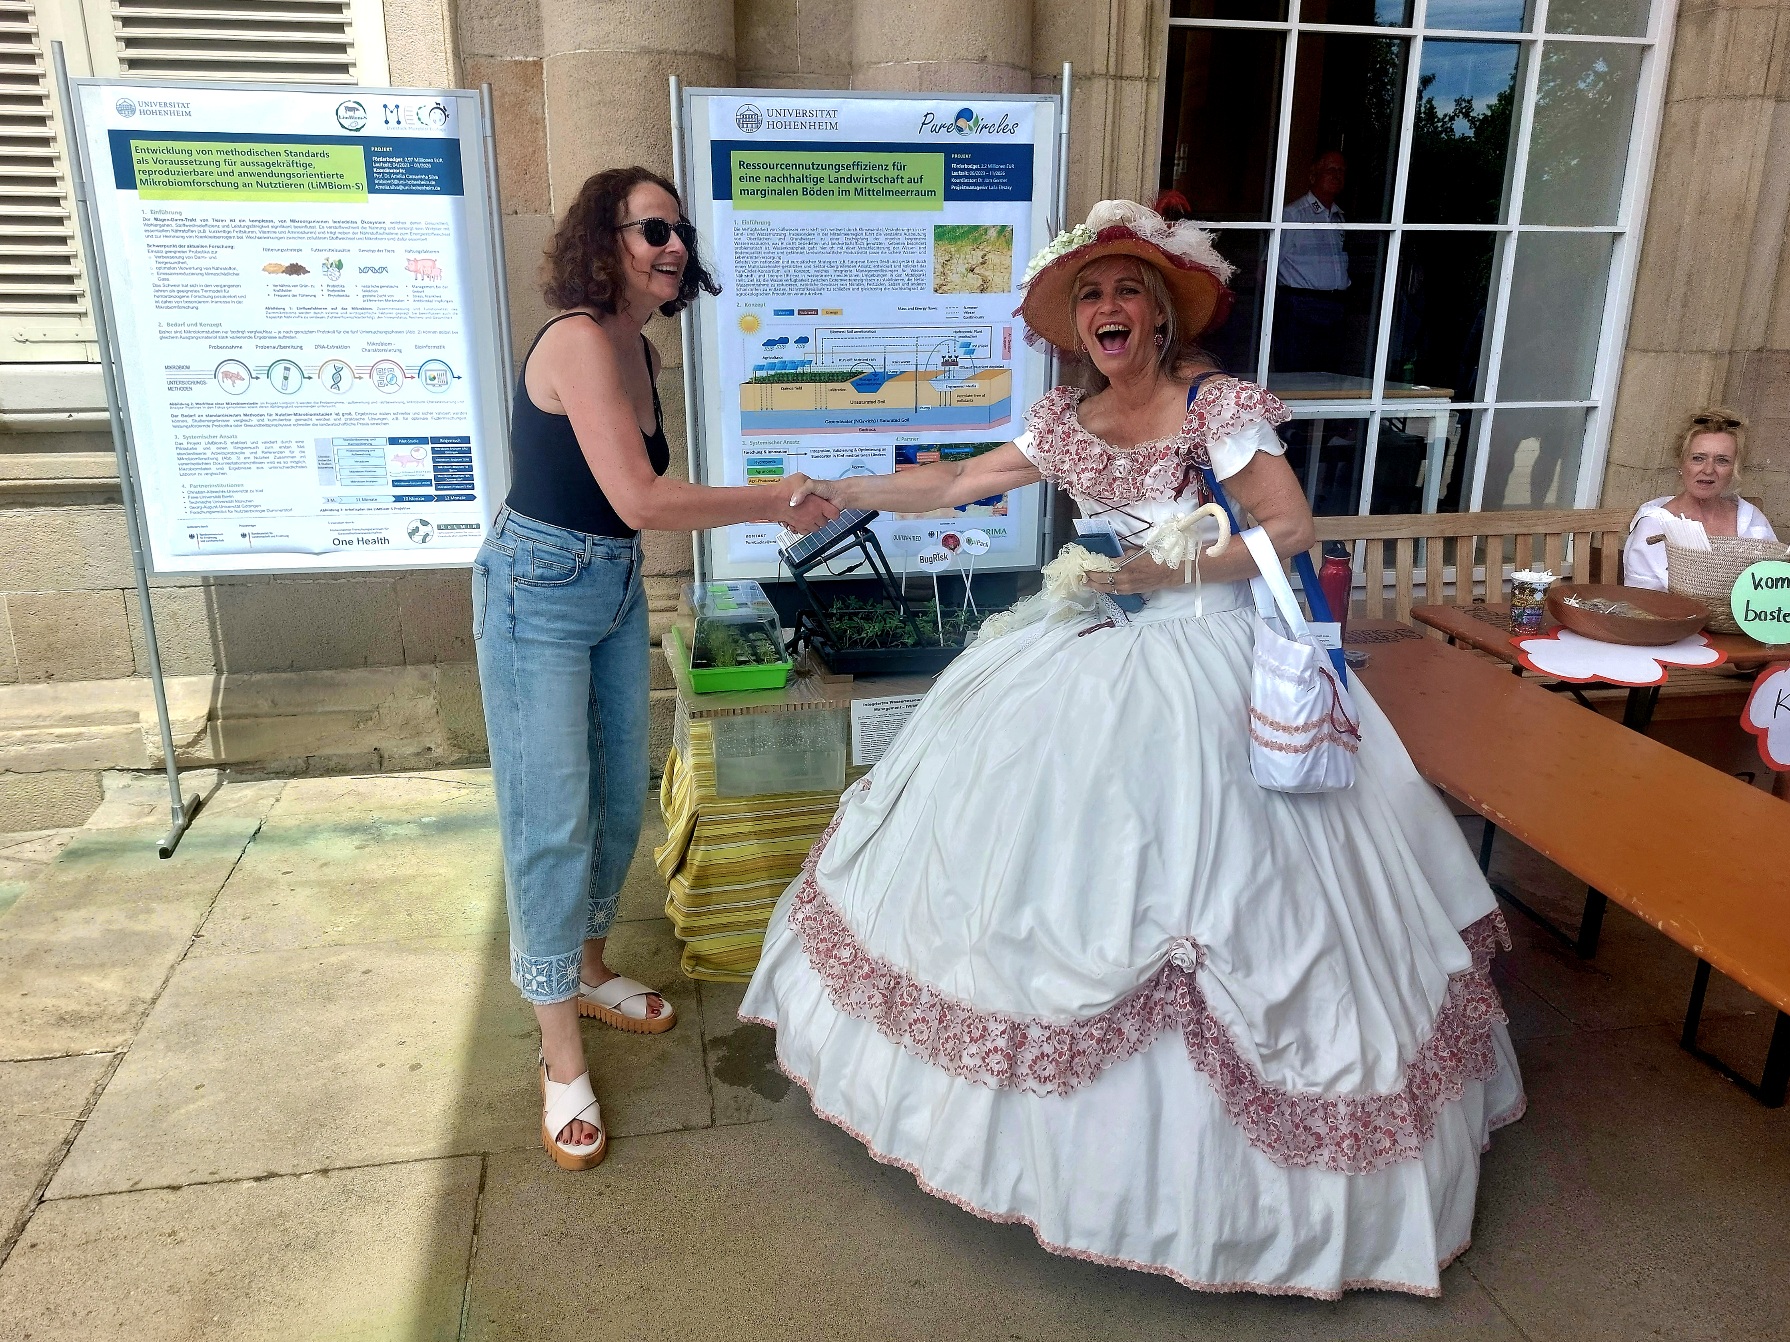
[
  {"x1": 1086, "y1": 548, "x2": 1205, "y2": 596},
  {"x1": 777, "y1": 474, "x2": 841, "y2": 533},
  {"x1": 788, "y1": 475, "x2": 851, "y2": 511}
]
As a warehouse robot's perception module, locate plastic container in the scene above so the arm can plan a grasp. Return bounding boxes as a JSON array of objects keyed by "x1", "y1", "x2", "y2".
[
  {"x1": 1509, "y1": 569, "x2": 1557, "y2": 631},
  {"x1": 681, "y1": 581, "x2": 793, "y2": 692},
  {"x1": 674, "y1": 697, "x2": 847, "y2": 798}
]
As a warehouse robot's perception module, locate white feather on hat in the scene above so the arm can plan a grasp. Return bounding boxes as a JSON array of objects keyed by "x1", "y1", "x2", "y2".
[{"x1": 1083, "y1": 200, "x2": 1236, "y2": 284}]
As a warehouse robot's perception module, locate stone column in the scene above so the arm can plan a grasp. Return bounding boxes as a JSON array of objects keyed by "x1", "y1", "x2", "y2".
[
  {"x1": 1031, "y1": 0, "x2": 1163, "y2": 223},
  {"x1": 851, "y1": 0, "x2": 1032, "y2": 93},
  {"x1": 1604, "y1": 0, "x2": 1790, "y2": 522}
]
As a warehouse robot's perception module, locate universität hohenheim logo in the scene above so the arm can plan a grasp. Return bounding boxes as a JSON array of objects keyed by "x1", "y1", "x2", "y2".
[
  {"x1": 734, "y1": 103, "x2": 763, "y2": 133},
  {"x1": 114, "y1": 97, "x2": 136, "y2": 118}
]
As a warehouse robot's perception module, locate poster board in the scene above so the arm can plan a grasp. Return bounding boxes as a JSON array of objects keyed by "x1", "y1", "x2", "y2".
[
  {"x1": 678, "y1": 89, "x2": 1060, "y2": 581},
  {"x1": 65, "y1": 79, "x2": 512, "y2": 574}
]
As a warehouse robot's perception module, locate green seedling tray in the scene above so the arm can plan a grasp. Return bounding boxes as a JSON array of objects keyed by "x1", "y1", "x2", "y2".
[{"x1": 669, "y1": 626, "x2": 793, "y2": 693}]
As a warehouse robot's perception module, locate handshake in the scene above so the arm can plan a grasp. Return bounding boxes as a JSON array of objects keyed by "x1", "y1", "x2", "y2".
[{"x1": 770, "y1": 473, "x2": 844, "y2": 534}]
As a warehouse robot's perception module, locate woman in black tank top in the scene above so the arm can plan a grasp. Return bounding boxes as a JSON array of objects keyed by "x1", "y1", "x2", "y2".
[{"x1": 471, "y1": 167, "x2": 839, "y2": 1171}]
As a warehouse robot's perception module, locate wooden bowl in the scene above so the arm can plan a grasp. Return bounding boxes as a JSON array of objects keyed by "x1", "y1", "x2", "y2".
[{"x1": 1544, "y1": 584, "x2": 1708, "y2": 646}]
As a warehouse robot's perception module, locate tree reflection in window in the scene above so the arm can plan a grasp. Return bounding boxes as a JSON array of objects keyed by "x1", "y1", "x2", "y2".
[{"x1": 1405, "y1": 41, "x2": 1520, "y2": 224}]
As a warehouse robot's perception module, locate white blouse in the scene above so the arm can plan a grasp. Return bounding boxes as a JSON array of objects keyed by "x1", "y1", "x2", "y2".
[{"x1": 1622, "y1": 495, "x2": 1780, "y2": 591}]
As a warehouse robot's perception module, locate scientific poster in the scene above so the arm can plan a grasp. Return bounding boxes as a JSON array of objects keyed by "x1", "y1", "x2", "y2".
[
  {"x1": 70, "y1": 81, "x2": 510, "y2": 573},
  {"x1": 683, "y1": 92, "x2": 1059, "y2": 578}
]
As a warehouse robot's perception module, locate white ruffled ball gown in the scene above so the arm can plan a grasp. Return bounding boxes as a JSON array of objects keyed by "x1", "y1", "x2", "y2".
[{"x1": 740, "y1": 378, "x2": 1524, "y2": 1299}]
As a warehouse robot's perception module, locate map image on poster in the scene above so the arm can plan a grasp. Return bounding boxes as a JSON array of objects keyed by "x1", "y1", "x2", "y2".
[{"x1": 683, "y1": 92, "x2": 1058, "y2": 577}]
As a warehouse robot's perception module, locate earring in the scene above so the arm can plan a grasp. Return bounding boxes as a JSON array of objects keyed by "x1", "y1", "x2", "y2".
[{"x1": 1154, "y1": 331, "x2": 1166, "y2": 348}]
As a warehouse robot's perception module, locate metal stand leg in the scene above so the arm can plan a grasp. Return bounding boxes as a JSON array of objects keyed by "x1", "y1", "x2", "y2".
[
  {"x1": 56, "y1": 42, "x2": 198, "y2": 858},
  {"x1": 1681, "y1": 959, "x2": 1790, "y2": 1107},
  {"x1": 1477, "y1": 818, "x2": 1496, "y2": 874},
  {"x1": 1620, "y1": 685, "x2": 1661, "y2": 732},
  {"x1": 1575, "y1": 890, "x2": 1607, "y2": 959},
  {"x1": 1496, "y1": 879, "x2": 1606, "y2": 958}
]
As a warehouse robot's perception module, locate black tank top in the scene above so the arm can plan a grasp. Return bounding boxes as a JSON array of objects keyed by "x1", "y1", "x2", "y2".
[{"x1": 504, "y1": 313, "x2": 670, "y2": 537}]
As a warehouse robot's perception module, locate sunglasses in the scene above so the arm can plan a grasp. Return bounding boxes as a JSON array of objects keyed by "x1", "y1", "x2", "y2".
[
  {"x1": 620, "y1": 217, "x2": 697, "y2": 249},
  {"x1": 1690, "y1": 413, "x2": 1740, "y2": 429}
]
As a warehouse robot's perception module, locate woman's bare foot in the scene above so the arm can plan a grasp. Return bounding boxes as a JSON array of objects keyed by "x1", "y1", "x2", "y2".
[
  {"x1": 536, "y1": 998, "x2": 598, "y2": 1148},
  {"x1": 581, "y1": 936, "x2": 667, "y2": 1020}
]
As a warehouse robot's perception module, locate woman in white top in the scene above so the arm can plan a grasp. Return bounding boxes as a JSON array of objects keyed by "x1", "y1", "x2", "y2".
[
  {"x1": 1623, "y1": 408, "x2": 1779, "y2": 589},
  {"x1": 742, "y1": 200, "x2": 1523, "y2": 1300}
]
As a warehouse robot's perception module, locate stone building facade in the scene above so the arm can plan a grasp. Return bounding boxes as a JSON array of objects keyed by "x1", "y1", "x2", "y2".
[{"x1": 1, "y1": 0, "x2": 1785, "y2": 827}]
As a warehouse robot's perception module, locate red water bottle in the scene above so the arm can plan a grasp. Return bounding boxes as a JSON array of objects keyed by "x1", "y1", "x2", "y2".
[{"x1": 1318, "y1": 542, "x2": 1352, "y2": 641}]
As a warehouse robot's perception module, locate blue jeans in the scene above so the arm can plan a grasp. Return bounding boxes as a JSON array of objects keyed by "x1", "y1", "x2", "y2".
[{"x1": 472, "y1": 506, "x2": 650, "y2": 1005}]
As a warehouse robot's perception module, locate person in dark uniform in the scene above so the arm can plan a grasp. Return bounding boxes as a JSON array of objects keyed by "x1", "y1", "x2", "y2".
[{"x1": 472, "y1": 166, "x2": 837, "y2": 1170}]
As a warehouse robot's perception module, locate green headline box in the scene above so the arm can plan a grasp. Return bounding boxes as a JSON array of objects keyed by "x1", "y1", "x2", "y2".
[
  {"x1": 131, "y1": 140, "x2": 369, "y2": 201},
  {"x1": 730, "y1": 151, "x2": 943, "y2": 211}
]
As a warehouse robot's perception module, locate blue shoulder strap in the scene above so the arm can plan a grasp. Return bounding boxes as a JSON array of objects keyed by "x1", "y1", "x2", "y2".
[{"x1": 1187, "y1": 378, "x2": 1347, "y2": 682}]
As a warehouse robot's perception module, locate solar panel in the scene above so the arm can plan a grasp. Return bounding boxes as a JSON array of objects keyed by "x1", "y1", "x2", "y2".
[{"x1": 779, "y1": 508, "x2": 880, "y2": 569}]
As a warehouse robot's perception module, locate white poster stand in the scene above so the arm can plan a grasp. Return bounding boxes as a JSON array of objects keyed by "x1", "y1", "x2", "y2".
[
  {"x1": 54, "y1": 49, "x2": 512, "y2": 854},
  {"x1": 672, "y1": 79, "x2": 1070, "y2": 584}
]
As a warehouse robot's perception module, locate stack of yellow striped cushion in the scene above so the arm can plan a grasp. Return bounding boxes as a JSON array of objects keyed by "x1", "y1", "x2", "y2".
[{"x1": 653, "y1": 719, "x2": 843, "y2": 981}]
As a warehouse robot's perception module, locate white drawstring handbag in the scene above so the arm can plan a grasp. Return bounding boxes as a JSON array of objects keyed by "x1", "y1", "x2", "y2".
[{"x1": 1240, "y1": 527, "x2": 1361, "y2": 793}]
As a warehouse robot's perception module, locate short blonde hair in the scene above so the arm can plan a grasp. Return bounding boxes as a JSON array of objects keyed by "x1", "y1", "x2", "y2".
[{"x1": 1677, "y1": 407, "x2": 1749, "y2": 488}]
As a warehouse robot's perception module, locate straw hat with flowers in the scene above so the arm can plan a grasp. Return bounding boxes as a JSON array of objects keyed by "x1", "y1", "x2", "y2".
[{"x1": 1018, "y1": 199, "x2": 1236, "y2": 354}]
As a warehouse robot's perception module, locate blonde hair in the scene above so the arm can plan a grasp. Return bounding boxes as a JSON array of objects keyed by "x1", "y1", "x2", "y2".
[
  {"x1": 1677, "y1": 407, "x2": 1748, "y2": 490},
  {"x1": 1068, "y1": 257, "x2": 1204, "y2": 388}
]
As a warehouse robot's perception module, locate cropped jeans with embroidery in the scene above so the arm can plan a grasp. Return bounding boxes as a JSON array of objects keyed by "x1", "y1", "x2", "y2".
[{"x1": 472, "y1": 506, "x2": 650, "y2": 1005}]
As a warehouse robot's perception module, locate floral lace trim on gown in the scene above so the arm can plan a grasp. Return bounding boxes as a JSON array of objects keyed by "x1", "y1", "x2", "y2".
[
  {"x1": 1022, "y1": 377, "x2": 1292, "y2": 506},
  {"x1": 783, "y1": 788, "x2": 1511, "y2": 1177}
]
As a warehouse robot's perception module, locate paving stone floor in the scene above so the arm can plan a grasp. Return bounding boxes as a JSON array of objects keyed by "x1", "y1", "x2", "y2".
[{"x1": 1, "y1": 769, "x2": 1786, "y2": 1342}]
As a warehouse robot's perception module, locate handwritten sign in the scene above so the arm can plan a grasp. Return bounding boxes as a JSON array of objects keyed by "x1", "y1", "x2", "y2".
[
  {"x1": 1732, "y1": 560, "x2": 1790, "y2": 644},
  {"x1": 1742, "y1": 662, "x2": 1790, "y2": 772}
]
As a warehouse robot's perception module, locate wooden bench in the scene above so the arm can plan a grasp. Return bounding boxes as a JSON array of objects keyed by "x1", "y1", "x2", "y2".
[
  {"x1": 1354, "y1": 629, "x2": 1790, "y2": 1106},
  {"x1": 1309, "y1": 507, "x2": 1633, "y2": 624}
]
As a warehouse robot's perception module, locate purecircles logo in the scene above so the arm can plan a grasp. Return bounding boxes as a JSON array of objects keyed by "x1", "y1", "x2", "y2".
[
  {"x1": 336, "y1": 99, "x2": 368, "y2": 131},
  {"x1": 735, "y1": 103, "x2": 763, "y2": 133},
  {"x1": 917, "y1": 107, "x2": 1021, "y2": 136},
  {"x1": 114, "y1": 97, "x2": 136, "y2": 118},
  {"x1": 407, "y1": 518, "x2": 435, "y2": 545}
]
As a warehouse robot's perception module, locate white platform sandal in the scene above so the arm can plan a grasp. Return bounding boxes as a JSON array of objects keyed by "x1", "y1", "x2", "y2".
[
  {"x1": 539, "y1": 1054, "x2": 607, "y2": 1171},
  {"x1": 577, "y1": 975, "x2": 676, "y2": 1034}
]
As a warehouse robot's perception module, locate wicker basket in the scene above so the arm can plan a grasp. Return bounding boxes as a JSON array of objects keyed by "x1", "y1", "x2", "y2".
[{"x1": 1666, "y1": 536, "x2": 1790, "y2": 633}]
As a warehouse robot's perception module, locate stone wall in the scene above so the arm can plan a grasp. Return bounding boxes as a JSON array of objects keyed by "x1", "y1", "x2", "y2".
[{"x1": 1603, "y1": 0, "x2": 1790, "y2": 521}]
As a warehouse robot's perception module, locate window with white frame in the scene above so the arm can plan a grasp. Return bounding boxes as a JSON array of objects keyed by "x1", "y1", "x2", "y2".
[
  {"x1": 1161, "y1": 0, "x2": 1666, "y2": 518},
  {"x1": 0, "y1": 0, "x2": 388, "y2": 361}
]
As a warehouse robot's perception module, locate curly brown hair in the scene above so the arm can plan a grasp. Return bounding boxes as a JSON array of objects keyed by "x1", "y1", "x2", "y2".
[{"x1": 540, "y1": 166, "x2": 720, "y2": 317}]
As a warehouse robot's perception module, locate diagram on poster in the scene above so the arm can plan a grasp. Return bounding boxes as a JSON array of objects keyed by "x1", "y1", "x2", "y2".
[
  {"x1": 69, "y1": 81, "x2": 509, "y2": 573},
  {"x1": 683, "y1": 92, "x2": 1058, "y2": 577}
]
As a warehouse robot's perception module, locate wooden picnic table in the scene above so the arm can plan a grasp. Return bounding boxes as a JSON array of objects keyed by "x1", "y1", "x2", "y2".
[
  {"x1": 1408, "y1": 602, "x2": 1790, "y2": 799},
  {"x1": 1410, "y1": 601, "x2": 1784, "y2": 672},
  {"x1": 1351, "y1": 627, "x2": 1790, "y2": 1104}
]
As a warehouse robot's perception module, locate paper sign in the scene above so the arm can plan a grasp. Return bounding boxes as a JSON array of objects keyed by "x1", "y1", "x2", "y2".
[
  {"x1": 1741, "y1": 662, "x2": 1790, "y2": 771},
  {"x1": 916, "y1": 546, "x2": 954, "y2": 570},
  {"x1": 1307, "y1": 622, "x2": 1342, "y2": 650},
  {"x1": 851, "y1": 694, "x2": 927, "y2": 766},
  {"x1": 1732, "y1": 560, "x2": 1790, "y2": 644},
  {"x1": 961, "y1": 529, "x2": 991, "y2": 555}
]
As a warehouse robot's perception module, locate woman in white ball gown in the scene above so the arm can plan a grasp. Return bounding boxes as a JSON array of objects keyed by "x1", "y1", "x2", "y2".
[{"x1": 740, "y1": 200, "x2": 1524, "y2": 1299}]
